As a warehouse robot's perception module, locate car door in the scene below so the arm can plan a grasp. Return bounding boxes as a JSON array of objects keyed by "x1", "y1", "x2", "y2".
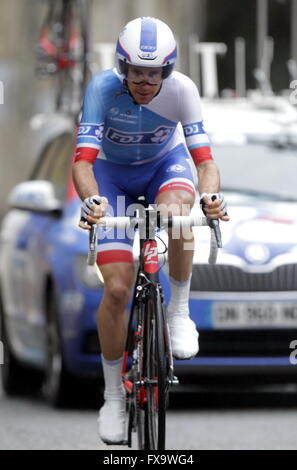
[{"x1": 0, "y1": 133, "x2": 73, "y2": 366}]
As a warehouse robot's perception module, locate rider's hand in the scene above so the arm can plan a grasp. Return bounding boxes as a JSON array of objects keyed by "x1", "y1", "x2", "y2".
[
  {"x1": 200, "y1": 192, "x2": 229, "y2": 221},
  {"x1": 79, "y1": 195, "x2": 108, "y2": 230}
]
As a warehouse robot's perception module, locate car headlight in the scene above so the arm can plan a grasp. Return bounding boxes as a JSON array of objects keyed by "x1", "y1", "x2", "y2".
[{"x1": 75, "y1": 254, "x2": 104, "y2": 289}]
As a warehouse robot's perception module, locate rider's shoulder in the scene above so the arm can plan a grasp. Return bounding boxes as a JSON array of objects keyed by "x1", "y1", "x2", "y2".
[
  {"x1": 86, "y1": 68, "x2": 120, "y2": 93},
  {"x1": 169, "y1": 71, "x2": 198, "y2": 91}
]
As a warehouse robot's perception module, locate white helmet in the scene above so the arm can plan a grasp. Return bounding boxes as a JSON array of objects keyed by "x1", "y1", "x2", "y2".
[{"x1": 116, "y1": 17, "x2": 177, "y2": 79}]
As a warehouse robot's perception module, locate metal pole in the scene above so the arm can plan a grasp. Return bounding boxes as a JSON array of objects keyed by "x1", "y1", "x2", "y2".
[
  {"x1": 235, "y1": 37, "x2": 246, "y2": 97},
  {"x1": 189, "y1": 34, "x2": 200, "y2": 87},
  {"x1": 257, "y1": 0, "x2": 268, "y2": 70},
  {"x1": 291, "y1": 0, "x2": 297, "y2": 62}
]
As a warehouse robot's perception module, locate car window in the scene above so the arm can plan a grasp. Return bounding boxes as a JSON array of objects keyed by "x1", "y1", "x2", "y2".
[
  {"x1": 33, "y1": 133, "x2": 74, "y2": 201},
  {"x1": 48, "y1": 135, "x2": 73, "y2": 200},
  {"x1": 214, "y1": 143, "x2": 297, "y2": 201},
  {"x1": 34, "y1": 138, "x2": 63, "y2": 181}
]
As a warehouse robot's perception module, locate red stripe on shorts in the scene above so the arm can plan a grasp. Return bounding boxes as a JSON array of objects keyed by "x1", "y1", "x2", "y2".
[
  {"x1": 96, "y1": 249, "x2": 134, "y2": 266},
  {"x1": 157, "y1": 181, "x2": 196, "y2": 198}
]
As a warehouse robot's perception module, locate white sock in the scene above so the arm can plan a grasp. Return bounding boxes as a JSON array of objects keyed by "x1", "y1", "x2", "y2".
[
  {"x1": 167, "y1": 275, "x2": 192, "y2": 319},
  {"x1": 101, "y1": 355, "x2": 125, "y2": 401}
]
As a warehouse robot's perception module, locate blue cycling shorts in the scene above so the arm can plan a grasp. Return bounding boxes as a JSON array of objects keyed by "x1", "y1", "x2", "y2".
[{"x1": 93, "y1": 143, "x2": 196, "y2": 265}]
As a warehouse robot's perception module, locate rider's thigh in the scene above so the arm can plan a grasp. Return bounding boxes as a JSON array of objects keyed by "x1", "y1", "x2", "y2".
[
  {"x1": 99, "y1": 262, "x2": 135, "y2": 304},
  {"x1": 156, "y1": 189, "x2": 195, "y2": 215}
]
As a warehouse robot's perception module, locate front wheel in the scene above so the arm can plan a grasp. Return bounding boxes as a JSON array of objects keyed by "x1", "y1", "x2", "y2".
[{"x1": 143, "y1": 287, "x2": 167, "y2": 450}]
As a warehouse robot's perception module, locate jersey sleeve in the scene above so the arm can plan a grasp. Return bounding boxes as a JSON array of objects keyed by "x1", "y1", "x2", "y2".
[
  {"x1": 74, "y1": 76, "x2": 105, "y2": 164},
  {"x1": 179, "y1": 75, "x2": 213, "y2": 166}
]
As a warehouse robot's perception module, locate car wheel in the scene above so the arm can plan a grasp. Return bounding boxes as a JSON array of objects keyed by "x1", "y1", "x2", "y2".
[
  {"x1": 0, "y1": 294, "x2": 43, "y2": 396},
  {"x1": 43, "y1": 287, "x2": 78, "y2": 407}
]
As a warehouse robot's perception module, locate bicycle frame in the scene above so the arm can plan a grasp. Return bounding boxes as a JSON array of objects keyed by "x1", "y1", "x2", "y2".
[
  {"x1": 122, "y1": 204, "x2": 174, "y2": 370},
  {"x1": 121, "y1": 205, "x2": 178, "y2": 449}
]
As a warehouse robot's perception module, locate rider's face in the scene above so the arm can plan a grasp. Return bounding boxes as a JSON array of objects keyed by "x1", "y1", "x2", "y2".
[{"x1": 126, "y1": 65, "x2": 163, "y2": 104}]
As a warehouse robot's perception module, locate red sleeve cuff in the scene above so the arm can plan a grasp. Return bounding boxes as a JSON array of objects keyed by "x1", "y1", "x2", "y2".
[
  {"x1": 189, "y1": 146, "x2": 213, "y2": 166},
  {"x1": 74, "y1": 147, "x2": 99, "y2": 164}
]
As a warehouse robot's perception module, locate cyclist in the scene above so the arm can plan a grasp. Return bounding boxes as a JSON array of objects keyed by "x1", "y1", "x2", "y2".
[{"x1": 72, "y1": 17, "x2": 229, "y2": 444}]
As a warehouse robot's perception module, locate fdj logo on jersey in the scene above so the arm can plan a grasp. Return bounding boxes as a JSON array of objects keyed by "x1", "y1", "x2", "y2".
[
  {"x1": 78, "y1": 123, "x2": 104, "y2": 142},
  {"x1": 183, "y1": 121, "x2": 205, "y2": 137},
  {"x1": 106, "y1": 126, "x2": 174, "y2": 145}
]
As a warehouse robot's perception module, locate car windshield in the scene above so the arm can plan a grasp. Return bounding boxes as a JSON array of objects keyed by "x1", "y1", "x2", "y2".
[{"x1": 213, "y1": 143, "x2": 297, "y2": 202}]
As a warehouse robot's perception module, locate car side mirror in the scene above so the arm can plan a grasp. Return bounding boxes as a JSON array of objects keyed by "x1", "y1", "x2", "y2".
[{"x1": 8, "y1": 180, "x2": 63, "y2": 216}]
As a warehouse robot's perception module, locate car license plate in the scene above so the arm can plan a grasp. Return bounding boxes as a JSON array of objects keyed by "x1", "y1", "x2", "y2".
[{"x1": 212, "y1": 302, "x2": 297, "y2": 328}]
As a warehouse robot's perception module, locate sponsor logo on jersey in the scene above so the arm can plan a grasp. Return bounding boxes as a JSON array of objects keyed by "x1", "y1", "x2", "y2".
[
  {"x1": 106, "y1": 125, "x2": 174, "y2": 145},
  {"x1": 109, "y1": 107, "x2": 119, "y2": 116},
  {"x1": 166, "y1": 164, "x2": 186, "y2": 173},
  {"x1": 78, "y1": 123, "x2": 104, "y2": 142},
  {"x1": 183, "y1": 121, "x2": 205, "y2": 137}
]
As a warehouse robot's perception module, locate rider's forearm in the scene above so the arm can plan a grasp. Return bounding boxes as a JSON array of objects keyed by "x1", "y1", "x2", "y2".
[
  {"x1": 196, "y1": 160, "x2": 221, "y2": 194},
  {"x1": 72, "y1": 161, "x2": 99, "y2": 201}
]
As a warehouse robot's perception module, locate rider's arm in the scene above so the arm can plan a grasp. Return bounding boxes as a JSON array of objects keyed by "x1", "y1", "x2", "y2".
[
  {"x1": 73, "y1": 76, "x2": 104, "y2": 167},
  {"x1": 196, "y1": 160, "x2": 229, "y2": 220},
  {"x1": 179, "y1": 74, "x2": 213, "y2": 167},
  {"x1": 72, "y1": 75, "x2": 107, "y2": 227},
  {"x1": 72, "y1": 160, "x2": 99, "y2": 201},
  {"x1": 179, "y1": 75, "x2": 228, "y2": 221},
  {"x1": 72, "y1": 75, "x2": 104, "y2": 198},
  {"x1": 196, "y1": 160, "x2": 220, "y2": 195}
]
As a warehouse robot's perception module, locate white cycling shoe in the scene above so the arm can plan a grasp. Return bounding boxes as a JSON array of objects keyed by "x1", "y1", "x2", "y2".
[
  {"x1": 97, "y1": 397, "x2": 126, "y2": 445},
  {"x1": 168, "y1": 315, "x2": 199, "y2": 360}
]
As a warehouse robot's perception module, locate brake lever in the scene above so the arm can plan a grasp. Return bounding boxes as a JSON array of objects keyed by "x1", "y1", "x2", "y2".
[
  {"x1": 80, "y1": 200, "x2": 100, "y2": 265},
  {"x1": 207, "y1": 218, "x2": 222, "y2": 248}
]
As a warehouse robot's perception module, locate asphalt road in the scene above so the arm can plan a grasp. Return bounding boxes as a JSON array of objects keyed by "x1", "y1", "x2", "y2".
[{"x1": 1, "y1": 377, "x2": 297, "y2": 450}]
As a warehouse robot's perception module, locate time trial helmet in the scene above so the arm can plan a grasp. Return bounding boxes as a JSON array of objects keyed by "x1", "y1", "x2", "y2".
[{"x1": 116, "y1": 17, "x2": 177, "y2": 79}]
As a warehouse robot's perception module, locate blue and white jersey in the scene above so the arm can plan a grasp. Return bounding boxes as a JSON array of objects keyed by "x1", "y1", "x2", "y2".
[{"x1": 75, "y1": 68, "x2": 212, "y2": 166}]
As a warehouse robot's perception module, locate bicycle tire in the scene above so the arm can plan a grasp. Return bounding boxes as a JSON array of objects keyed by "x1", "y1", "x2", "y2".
[
  {"x1": 143, "y1": 286, "x2": 167, "y2": 450},
  {"x1": 77, "y1": 0, "x2": 92, "y2": 89},
  {"x1": 124, "y1": 282, "x2": 146, "y2": 449},
  {"x1": 55, "y1": 0, "x2": 91, "y2": 115},
  {"x1": 135, "y1": 299, "x2": 146, "y2": 450}
]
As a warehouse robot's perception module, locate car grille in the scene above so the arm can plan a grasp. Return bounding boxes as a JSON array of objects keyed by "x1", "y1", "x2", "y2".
[
  {"x1": 83, "y1": 328, "x2": 296, "y2": 358},
  {"x1": 191, "y1": 263, "x2": 297, "y2": 292},
  {"x1": 198, "y1": 329, "x2": 297, "y2": 357}
]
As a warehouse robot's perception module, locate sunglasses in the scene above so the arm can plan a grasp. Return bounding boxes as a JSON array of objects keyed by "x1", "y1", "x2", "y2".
[{"x1": 125, "y1": 76, "x2": 162, "y2": 87}]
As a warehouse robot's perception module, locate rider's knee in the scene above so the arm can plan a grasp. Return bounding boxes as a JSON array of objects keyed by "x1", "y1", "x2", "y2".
[
  {"x1": 105, "y1": 279, "x2": 132, "y2": 307},
  {"x1": 156, "y1": 191, "x2": 194, "y2": 217}
]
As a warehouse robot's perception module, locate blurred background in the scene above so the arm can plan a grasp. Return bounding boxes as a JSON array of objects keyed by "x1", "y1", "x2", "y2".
[{"x1": 1, "y1": 0, "x2": 296, "y2": 216}]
